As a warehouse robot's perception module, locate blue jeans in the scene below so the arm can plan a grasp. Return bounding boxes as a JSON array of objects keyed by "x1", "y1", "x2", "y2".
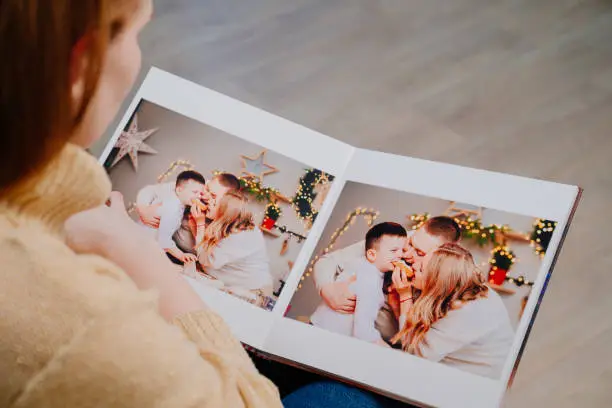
[{"x1": 282, "y1": 381, "x2": 409, "y2": 408}]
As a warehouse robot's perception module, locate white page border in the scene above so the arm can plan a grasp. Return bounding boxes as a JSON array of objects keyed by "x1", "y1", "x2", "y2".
[
  {"x1": 99, "y1": 67, "x2": 354, "y2": 176},
  {"x1": 345, "y1": 149, "x2": 577, "y2": 221},
  {"x1": 264, "y1": 318, "x2": 502, "y2": 408}
]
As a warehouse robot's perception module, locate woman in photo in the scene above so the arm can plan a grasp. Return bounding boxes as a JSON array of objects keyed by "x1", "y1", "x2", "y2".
[
  {"x1": 391, "y1": 243, "x2": 515, "y2": 379},
  {"x1": 0, "y1": 0, "x2": 281, "y2": 406},
  {"x1": 193, "y1": 191, "x2": 273, "y2": 306}
]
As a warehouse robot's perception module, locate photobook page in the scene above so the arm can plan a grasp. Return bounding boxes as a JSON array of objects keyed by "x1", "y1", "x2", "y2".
[
  {"x1": 98, "y1": 67, "x2": 354, "y2": 348},
  {"x1": 265, "y1": 148, "x2": 580, "y2": 408}
]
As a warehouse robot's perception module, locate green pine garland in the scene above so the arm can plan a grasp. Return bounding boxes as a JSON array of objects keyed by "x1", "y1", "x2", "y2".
[
  {"x1": 530, "y1": 219, "x2": 557, "y2": 257},
  {"x1": 238, "y1": 177, "x2": 282, "y2": 203},
  {"x1": 265, "y1": 202, "x2": 282, "y2": 220},
  {"x1": 292, "y1": 169, "x2": 334, "y2": 225},
  {"x1": 490, "y1": 246, "x2": 516, "y2": 270}
]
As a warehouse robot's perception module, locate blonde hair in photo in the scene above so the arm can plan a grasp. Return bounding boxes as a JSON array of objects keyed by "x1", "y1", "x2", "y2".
[
  {"x1": 198, "y1": 191, "x2": 255, "y2": 267},
  {"x1": 392, "y1": 243, "x2": 489, "y2": 356}
]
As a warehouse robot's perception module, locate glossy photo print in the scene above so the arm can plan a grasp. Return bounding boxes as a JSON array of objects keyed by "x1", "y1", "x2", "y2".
[
  {"x1": 103, "y1": 100, "x2": 335, "y2": 311},
  {"x1": 287, "y1": 181, "x2": 555, "y2": 380}
]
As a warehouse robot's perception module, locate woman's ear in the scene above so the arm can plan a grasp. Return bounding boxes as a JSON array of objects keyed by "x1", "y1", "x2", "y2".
[
  {"x1": 70, "y1": 35, "x2": 90, "y2": 112},
  {"x1": 366, "y1": 248, "x2": 377, "y2": 262}
]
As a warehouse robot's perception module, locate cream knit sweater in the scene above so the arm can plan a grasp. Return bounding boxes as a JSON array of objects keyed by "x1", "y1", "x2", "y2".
[{"x1": 0, "y1": 144, "x2": 282, "y2": 407}]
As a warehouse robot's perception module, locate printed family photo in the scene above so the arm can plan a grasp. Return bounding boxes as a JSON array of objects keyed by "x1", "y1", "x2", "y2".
[
  {"x1": 103, "y1": 100, "x2": 334, "y2": 311},
  {"x1": 287, "y1": 181, "x2": 557, "y2": 379}
]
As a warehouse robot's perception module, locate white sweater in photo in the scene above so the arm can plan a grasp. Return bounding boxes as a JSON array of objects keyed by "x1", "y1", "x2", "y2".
[
  {"x1": 205, "y1": 228, "x2": 273, "y2": 292},
  {"x1": 135, "y1": 182, "x2": 184, "y2": 252},
  {"x1": 407, "y1": 289, "x2": 515, "y2": 379},
  {"x1": 311, "y1": 257, "x2": 385, "y2": 343}
]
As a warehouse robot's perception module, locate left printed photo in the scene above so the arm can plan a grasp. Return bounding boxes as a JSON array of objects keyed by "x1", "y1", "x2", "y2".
[{"x1": 103, "y1": 99, "x2": 335, "y2": 311}]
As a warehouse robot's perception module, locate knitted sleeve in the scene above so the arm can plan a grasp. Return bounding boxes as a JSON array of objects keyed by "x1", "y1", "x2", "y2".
[{"x1": 11, "y1": 265, "x2": 281, "y2": 408}]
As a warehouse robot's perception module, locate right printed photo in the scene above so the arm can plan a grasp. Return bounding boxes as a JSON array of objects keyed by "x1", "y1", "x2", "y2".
[{"x1": 287, "y1": 180, "x2": 557, "y2": 380}]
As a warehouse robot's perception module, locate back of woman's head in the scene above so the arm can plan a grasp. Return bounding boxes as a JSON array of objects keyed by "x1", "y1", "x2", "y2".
[
  {"x1": 422, "y1": 242, "x2": 488, "y2": 301},
  {"x1": 213, "y1": 191, "x2": 255, "y2": 232},
  {"x1": 0, "y1": 0, "x2": 146, "y2": 193}
]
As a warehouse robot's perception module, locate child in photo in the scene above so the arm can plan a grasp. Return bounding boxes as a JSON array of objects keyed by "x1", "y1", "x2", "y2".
[
  {"x1": 310, "y1": 222, "x2": 407, "y2": 346},
  {"x1": 136, "y1": 170, "x2": 206, "y2": 263}
]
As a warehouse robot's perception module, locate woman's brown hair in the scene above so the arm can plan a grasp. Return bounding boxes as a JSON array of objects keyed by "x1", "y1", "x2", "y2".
[{"x1": 0, "y1": 0, "x2": 140, "y2": 193}]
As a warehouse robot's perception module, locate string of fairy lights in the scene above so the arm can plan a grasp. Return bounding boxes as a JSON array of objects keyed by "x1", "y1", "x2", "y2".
[
  {"x1": 292, "y1": 169, "x2": 334, "y2": 228},
  {"x1": 296, "y1": 207, "x2": 379, "y2": 290},
  {"x1": 157, "y1": 159, "x2": 193, "y2": 183},
  {"x1": 408, "y1": 213, "x2": 557, "y2": 287},
  {"x1": 264, "y1": 202, "x2": 282, "y2": 220},
  {"x1": 211, "y1": 169, "x2": 286, "y2": 204},
  {"x1": 531, "y1": 219, "x2": 557, "y2": 258}
]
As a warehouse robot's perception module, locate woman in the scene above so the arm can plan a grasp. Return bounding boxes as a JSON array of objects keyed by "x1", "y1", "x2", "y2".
[
  {"x1": 0, "y1": 1, "x2": 281, "y2": 406},
  {"x1": 193, "y1": 191, "x2": 273, "y2": 306},
  {"x1": 391, "y1": 243, "x2": 515, "y2": 379}
]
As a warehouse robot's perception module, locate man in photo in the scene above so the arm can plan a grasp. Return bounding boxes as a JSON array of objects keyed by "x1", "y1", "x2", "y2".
[
  {"x1": 310, "y1": 222, "x2": 407, "y2": 346},
  {"x1": 135, "y1": 170, "x2": 206, "y2": 263},
  {"x1": 313, "y1": 216, "x2": 461, "y2": 344}
]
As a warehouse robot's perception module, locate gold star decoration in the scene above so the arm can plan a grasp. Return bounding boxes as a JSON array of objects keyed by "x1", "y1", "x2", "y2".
[
  {"x1": 110, "y1": 114, "x2": 159, "y2": 171},
  {"x1": 240, "y1": 149, "x2": 278, "y2": 182}
]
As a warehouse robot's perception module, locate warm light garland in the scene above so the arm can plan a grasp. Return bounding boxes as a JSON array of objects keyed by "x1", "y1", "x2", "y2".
[
  {"x1": 489, "y1": 245, "x2": 517, "y2": 269},
  {"x1": 505, "y1": 275, "x2": 533, "y2": 287},
  {"x1": 292, "y1": 169, "x2": 334, "y2": 228},
  {"x1": 212, "y1": 170, "x2": 284, "y2": 203},
  {"x1": 407, "y1": 212, "x2": 510, "y2": 247},
  {"x1": 264, "y1": 202, "x2": 282, "y2": 220},
  {"x1": 157, "y1": 159, "x2": 194, "y2": 183},
  {"x1": 296, "y1": 207, "x2": 379, "y2": 290},
  {"x1": 530, "y1": 219, "x2": 557, "y2": 258},
  {"x1": 488, "y1": 245, "x2": 518, "y2": 286},
  {"x1": 407, "y1": 212, "x2": 533, "y2": 288},
  {"x1": 407, "y1": 213, "x2": 430, "y2": 230}
]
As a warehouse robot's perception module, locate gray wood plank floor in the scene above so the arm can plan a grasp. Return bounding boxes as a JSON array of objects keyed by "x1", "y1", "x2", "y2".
[{"x1": 93, "y1": 1, "x2": 612, "y2": 406}]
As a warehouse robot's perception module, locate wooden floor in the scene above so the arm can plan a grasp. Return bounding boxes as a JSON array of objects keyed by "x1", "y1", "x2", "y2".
[{"x1": 94, "y1": 1, "x2": 612, "y2": 406}]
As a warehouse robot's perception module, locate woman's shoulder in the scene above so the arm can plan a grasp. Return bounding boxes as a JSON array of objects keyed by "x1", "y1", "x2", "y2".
[
  {"x1": 227, "y1": 226, "x2": 265, "y2": 243},
  {"x1": 450, "y1": 289, "x2": 507, "y2": 320}
]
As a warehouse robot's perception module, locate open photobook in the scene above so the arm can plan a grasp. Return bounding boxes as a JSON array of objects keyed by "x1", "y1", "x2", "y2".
[{"x1": 98, "y1": 67, "x2": 581, "y2": 408}]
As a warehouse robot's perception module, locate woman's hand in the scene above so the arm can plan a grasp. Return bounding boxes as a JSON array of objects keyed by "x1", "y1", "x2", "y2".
[
  {"x1": 182, "y1": 253, "x2": 198, "y2": 264},
  {"x1": 65, "y1": 192, "x2": 208, "y2": 321},
  {"x1": 387, "y1": 287, "x2": 401, "y2": 319},
  {"x1": 65, "y1": 191, "x2": 151, "y2": 258},
  {"x1": 190, "y1": 201, "x2": 207, "y2": 226},
  {"x1": 391, "y1": 264, "x2": 413, "y2": 301}
]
